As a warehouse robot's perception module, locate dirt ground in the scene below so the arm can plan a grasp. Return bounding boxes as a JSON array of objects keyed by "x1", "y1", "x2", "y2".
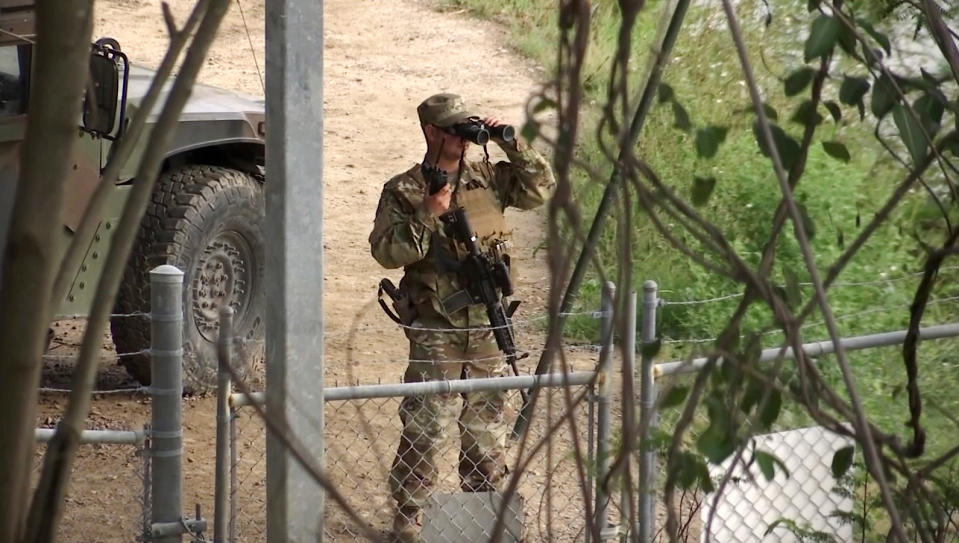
[{"x1": 37, "y1": 1, "x2": 602, "y2": 541}]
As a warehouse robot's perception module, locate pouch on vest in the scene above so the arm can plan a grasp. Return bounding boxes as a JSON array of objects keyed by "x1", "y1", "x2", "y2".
[{"x1": 378, "y1": 278, "x2": 418, "y2": 326}]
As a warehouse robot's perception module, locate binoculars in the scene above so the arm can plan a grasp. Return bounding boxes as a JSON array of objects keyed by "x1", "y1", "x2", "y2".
[{"x1": 445, "y1": 117, "x2": 515, "y2": 146}]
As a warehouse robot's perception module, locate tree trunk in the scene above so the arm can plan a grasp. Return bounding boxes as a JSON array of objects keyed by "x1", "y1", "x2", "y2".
[
  {"x1": 26, "y1": 2, "x2": 230, "y2": 541},
  {"x1": 0, "y1": 2, "x2": 93, "y2": 541}
]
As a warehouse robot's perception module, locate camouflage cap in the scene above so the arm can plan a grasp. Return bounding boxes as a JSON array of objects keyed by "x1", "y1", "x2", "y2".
[{"x1": 417, "y1": 93, "x2": 476, "y2": 128}]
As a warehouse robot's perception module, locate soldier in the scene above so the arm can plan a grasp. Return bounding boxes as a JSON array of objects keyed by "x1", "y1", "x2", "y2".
[{"x1": 369, "y1": 92, "x2": 555, "y2": 542}]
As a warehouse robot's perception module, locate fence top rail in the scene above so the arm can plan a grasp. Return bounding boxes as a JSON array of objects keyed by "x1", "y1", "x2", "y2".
[
  {"x1": 230, "y1": 370, "x2": 598, "y2": 409},
  {"x1": 655, "y1": 321, "x2": 959, "y2": 377},
  {"x1": 34, "y1": 427, "x2": 146, "y2": 446}
]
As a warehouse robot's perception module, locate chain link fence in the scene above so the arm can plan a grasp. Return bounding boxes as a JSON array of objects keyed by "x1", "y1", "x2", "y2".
[
  {"x1": 646, "y1": 278, "x2": 959, "y2": 543},
  {"x1": 651, "y1": 387, "x2": 857, "y2": 542},
  {"x1": 230, "y1": 379, "x2": 598, "y2": 541},
  {"x1": 31, "y1": 433, "x2": 149, "y2": 542}
]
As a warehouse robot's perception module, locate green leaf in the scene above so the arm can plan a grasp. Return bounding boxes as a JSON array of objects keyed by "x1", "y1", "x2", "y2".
[
  {"x1": 762, "y1": 102, "x2": 779, "y2": 121},
  {"x1": 695, "y1": 125, "x2": 728, "y2": 159},
  {"x1": 759, "y1": 388, "x2": 782, "y2": 428},
  {"x1": 862, "y1": 40, "x2": 881, "y2": 69},
  {"x1": 697, "y1": 427, "x2": 736, "y2": 465},
  {"x1": 673, "y1": 452, "x2": 701, "y2": 489},
  {"x1": 807, "y1": 0, "x2": 820, "y2": 11},
  {"x1": 521, "y1": 119, "x2": 541, "y2": 142},
  {"x1": 857, "y1": 18, "x2": 891, "y2": 55},
  {"x1": 914, "y1": 93, "x2": 945, "y2": 137},
  {"x1": 871, "y1": 74, "x2": 898, "y2": 118},
  {"x1": 660, "y1": 386, "x2": 689, "y2": 409},
  {"x1": 752, "y1": 121, "x2": 801, "y2": 170},
  {"x1": 765, "y1": 519, "x2": 786, "y2": 537},
  {"x1": 823, "y1": 101, "x2": 842, "y2": 122},
  {"x1": 797, "y1": 202, "x2": 817, "y2": 240},
  {"x1": 641, "y1": 338, "x2": 662, "y2": 358},
  {"x1": 698, "y1": 401, "x2": 736, "y2": 464},
  {"x1": 822, "y1": 141, "x2": 851, "y2": 162},
  {"x1": 837, "y1": 22, "x2": 857, "y2": 57},
  {"x1": 738, "y1": 103, "x2": 779, "y2": 120},
  {"x1": 831, "y1": 446, "x2": 855, "y2": 478},
  {"x1": 947, "y1": 137, "x2": 959, "y2": 157},
  {"x1": 698, "y1": 462, "x2": 715, "y2": 493},
  {"x1": 839, "y1": 76, "x2": 870, "y2": 106},
  {"x1": 804, "y1": 15, "x2": 841, "y2": 62},
  {"x1": 790, "y1": 100, "x2": 824, "y2": 126},
  {"x1": 892, "y1": 104, "x2": 927, "y2": 165},
  {"x1": 691, "y1": 176, "x2": 717, "y2": 206},
  {"x1": 784, "y1": 68, "x2": 816, "y2": 97},
  {"x1": 672, "y1": 101, "x2": 692, "y2": 132},
  {"x1": 755, "y1": 450, "x2": 777, "y2": 481},
  {"x1": 740, "y1": 378, "x2": 763, "y2": 414},
  {"x1": 658, "y1": 82, "x2": 675, "y2": 103}
]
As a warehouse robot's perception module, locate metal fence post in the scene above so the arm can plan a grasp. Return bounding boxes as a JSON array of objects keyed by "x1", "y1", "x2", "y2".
[
  {"x1": 215, "y1": 308, "x2": 234, "y2": 542},
  {"x1": 229, "y1": 404, "x2": 237, "y2": 543},
  {"x1": 150, "y1": 265, "x2": 184, "y2": 543},
  {"x1": 621, "y1": 290, "x2": 637, "y2": 543},
  {"x1": 638, "y1": 281, "x2": 658, "y2": 543},
  {"x1": 595, "y1": 282, "x2": 615, "y2": 540},
  {"x1": 142, "y1": 422, "x2": 152, "y2": 541}
]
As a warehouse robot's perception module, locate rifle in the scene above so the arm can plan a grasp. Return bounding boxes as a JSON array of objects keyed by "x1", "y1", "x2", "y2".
[{"x1": 440, "y1": 207, "x2": 528, "y2": 404}]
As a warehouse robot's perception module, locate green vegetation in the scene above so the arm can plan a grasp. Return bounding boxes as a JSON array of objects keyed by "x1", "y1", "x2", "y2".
[
  {"x1": 443, "y1": 0, "x2": 959, "y2": 531},
  {"x1": 444, "y1": 0, "x2": 956, "y2": 344},
  {"x1": 441, "y1": 0, "x2": 957, "y2": 406}
]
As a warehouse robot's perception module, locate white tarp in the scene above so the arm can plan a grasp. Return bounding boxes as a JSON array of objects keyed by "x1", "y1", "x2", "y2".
[{"x1": 701, "y1": 426, "x2": 855, "y2": 542}]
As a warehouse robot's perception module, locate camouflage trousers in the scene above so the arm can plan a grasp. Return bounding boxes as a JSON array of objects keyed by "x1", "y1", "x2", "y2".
[{"x1": 389, "y1": 322, "x2": 509, "y2": 513}]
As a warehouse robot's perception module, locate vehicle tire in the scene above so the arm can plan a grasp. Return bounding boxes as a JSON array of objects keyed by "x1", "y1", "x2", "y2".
[{"x1": 111, "y1": 165, "x2": 265, "y2": 392}]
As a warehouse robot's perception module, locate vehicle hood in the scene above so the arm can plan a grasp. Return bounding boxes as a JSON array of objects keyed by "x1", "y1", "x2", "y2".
[{"x1": 125, "y1": 65, "x2": 264, "y2": 122}]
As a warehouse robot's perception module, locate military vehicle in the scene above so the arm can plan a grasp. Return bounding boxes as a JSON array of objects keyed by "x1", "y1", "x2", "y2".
[{"x1": 0, "y1": 3, "x2": 266, "y2": 390}]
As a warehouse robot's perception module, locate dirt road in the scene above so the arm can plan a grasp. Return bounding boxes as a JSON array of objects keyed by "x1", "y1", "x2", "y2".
[{"x1": 38, "y1": 1, "x2": 573, "y2": 541}]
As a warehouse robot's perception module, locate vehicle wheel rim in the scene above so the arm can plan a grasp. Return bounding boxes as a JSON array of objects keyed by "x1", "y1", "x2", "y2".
[{"x1": 192, "y1": 231, "x2": 255, "y2": 343}]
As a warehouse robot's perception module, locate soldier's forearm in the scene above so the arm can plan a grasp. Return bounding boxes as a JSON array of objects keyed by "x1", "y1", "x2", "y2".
[
  {"x1": 501, "y1": 141, "x2": 555, "y2": 208},
  {"x1": 370, "y1": 213, "x2": 436, "y2": 269}
]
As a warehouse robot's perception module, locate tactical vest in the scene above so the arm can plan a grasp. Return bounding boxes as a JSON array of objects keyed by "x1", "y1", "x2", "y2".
[
  {"x1": 448, "y1": 167, "x2": 512, "y2": 257},
  {"x1": 401, "y1": 162, "x2": 514, "y2": 322}
]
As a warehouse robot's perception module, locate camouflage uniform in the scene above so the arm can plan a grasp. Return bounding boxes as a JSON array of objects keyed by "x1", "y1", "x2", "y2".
[{"x1": 369, "y1": 95, "x2": 554, "y2": 524}]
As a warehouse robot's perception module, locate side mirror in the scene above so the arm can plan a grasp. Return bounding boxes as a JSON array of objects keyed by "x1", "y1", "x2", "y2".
[{"x1": 82, "y1": 38, "x2": 128, "y2": 138}]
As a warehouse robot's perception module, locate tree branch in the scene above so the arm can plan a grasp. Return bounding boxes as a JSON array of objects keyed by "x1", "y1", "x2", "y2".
[
  {"x1": 721, "y1": 1, "x2": 908, "y2": 539},
  {"x1": 921, "y1": 0, "x2": 959, "y2": 87},
  {"x1": 0, "y1": 2, "x2": 93, "y2": 541},
  {"x1": 900, "y1": 234, "x2": 959, "y2": 457},
  {"x1": 27, "y1": 3, "x2": 231, "y2": 541}
]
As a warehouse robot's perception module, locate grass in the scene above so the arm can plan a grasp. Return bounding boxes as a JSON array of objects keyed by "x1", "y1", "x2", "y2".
[{"x1": 439, "y1": 0, "x2": 959, "y2": 470}]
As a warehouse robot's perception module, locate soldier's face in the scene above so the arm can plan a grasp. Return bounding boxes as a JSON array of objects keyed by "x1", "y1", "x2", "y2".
[{"x1": 424, "y1": 124, "x2": 469, "y2": 158}]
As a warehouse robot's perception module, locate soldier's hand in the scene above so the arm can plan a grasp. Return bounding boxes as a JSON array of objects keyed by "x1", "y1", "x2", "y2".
[{"x1": 425, "y1": 183, "x2": 452, "y2": 216}]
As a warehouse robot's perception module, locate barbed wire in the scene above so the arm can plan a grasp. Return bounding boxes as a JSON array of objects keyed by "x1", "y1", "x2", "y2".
[
  {"x1": 41, "y1": 348, "x2": 150, "y2": 361},
  {"x1": 37, "y1": 385, "x2": 149, "y2": 395},
  {"x1": 657, "y1": 266, "x2": 959, "y2": 307},
  {"x1": 383, "y1": 348, "x2": 541, "y2": 366},
  {"x1": 661, "y1": 295, "x2": 959, "y2": 345},
  {"x1": 353, "y1": 309, "x2": 608, "y2": 336},
  {"x1": 52, "y1": 311, "x2": 150, "y2": 320},
  {"x1": 660, "y1": 292, "x2": 743, "y2": 306}
]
